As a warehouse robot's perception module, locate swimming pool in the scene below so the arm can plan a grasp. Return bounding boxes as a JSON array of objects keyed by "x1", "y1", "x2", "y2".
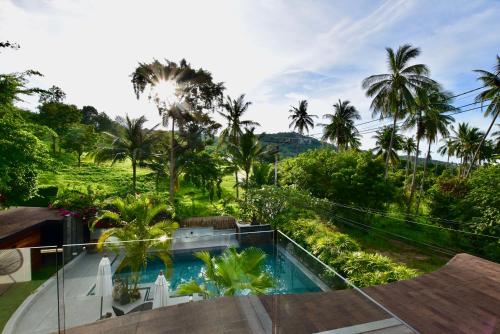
[{"x1": 116, "y1": 245, "x2": 323, "y2": 295}]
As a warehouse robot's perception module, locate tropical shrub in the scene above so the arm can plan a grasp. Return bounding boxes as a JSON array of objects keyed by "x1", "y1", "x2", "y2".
[
  {"x1": 176, "y1": 247, "x2": 275, "y2": 298},
  {"x1": 428, "y1": 165, "x2": 500, "y2": 261},
  {"x1": 279, "y1": 149, "x2": 397, "y2": 208},
  {"x1": 51, "y1": 185, "x2": 104, "y2": 224},
  {"x1": 95, "y1": 195, "x2": 179, "y2": 298},
  {"x1": 239, "y1": 185, "x2": 332, "y2": 225},
  {"x1": 280, "y1": 217, "x2": 417, "y2": 288},
  {"x1": 0, "y1": 117, "x2": 51, "y2": 207}
]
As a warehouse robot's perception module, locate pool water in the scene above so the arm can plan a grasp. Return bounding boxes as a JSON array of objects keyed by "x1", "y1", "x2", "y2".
[{"x1": 116, "y1": 245, "x2": 322, "y2": 295}]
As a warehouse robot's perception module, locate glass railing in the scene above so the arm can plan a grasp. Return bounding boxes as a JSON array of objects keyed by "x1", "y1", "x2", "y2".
[
  {"x1": 0, "y1": 245, "x2": 61, "y2": 334},
  {"x1": 273, "y1": 230, "x2": 416, "y2": 333},
  {"x1": 2, "y1": 229, "x2": 416, "y2": 333}
]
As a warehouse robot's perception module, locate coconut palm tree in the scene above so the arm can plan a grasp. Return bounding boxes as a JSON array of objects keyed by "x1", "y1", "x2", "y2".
[
  {"x1": 94, "y1": 195, "x2": 179, "y2": 296},
  {"x1": 227, "y1": 128, "x2": 264, "y2": 199},
  {"x1": 437, "y1": 138, "x2": 455, "y2": 170},
  {"x1": 93, "y1": 115, "x2": 156, "y2": 191},
  {"x1": 362, "y1": 44, "x2": 435, "y2": 178},
  {"x1": 449, "y1": 123, "x2": 484, "y2": 176},
  {"x1": 402, "y1": 136, "x2": 417, "y2": 184},
  {"x1": 372, "y1": 126, "x2": 403, "y2": 168},
  {"x1": 466, "y1": 56, "x2": 500, "y2": 177},
  {"x1": 321, "y1": 99, "x2": 361, "y2": 150},
  {"x1": 416, "y1": 108, "x2": 454, "y2": 211},
  {"x1": 405, "y1": 87, "x2": 455, "y2": 208},
  {"x1": 176, "y1": 247, "x2": 275, "y2": 298},
  {"x1": 288, "y1": 100, "x2": 317, "y2": 135},
  {"x1": 218, "y1": 94, "x2": 260, "y2": 199},
  {"x1": 218, "y1": 94, "x2": 260, "y2": 144}
]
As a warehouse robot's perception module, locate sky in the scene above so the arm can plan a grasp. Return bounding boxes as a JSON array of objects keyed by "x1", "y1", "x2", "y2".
[{"x1": 1, "y1": 0, "x2": 499, "y2": 159}]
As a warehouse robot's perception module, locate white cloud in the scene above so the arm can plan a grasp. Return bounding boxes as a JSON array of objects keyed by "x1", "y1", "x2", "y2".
[{"x1": 1, "y1": 0, "x2": 498, "y2": 157}]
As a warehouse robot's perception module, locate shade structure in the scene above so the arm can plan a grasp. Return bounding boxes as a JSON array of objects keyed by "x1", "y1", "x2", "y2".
[
  {"x1": 95, "y1": 255, "x2": 113, "y2": 318},
  {"x1": 152, "y1": 271, "x2": 169, "y2": 309}
]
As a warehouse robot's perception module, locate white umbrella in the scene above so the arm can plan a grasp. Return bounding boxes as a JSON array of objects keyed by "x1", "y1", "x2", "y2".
[
  {"x1": 152, "y1": 270, "x2": 169, "y2": 309},
  {"x1": 95, "y1": 255, "x2": 113, "y2": 319}
]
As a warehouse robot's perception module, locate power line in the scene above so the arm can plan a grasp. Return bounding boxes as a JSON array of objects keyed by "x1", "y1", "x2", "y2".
[
  {"x1": 331, "y1": 202, "x2": 499, "y2": 239},
  {"x1": 333, "y1": 215, "x2": 458, "y2": 256},
  {"x1": 355, "y1": 104, "x2": 491, "y2": 136},
  {"x1": 354, "y1": 91, "x2": 489, "y2": 129},
  {"x1": 332, "y1": 201, "x2": 464, "y2": 225}
]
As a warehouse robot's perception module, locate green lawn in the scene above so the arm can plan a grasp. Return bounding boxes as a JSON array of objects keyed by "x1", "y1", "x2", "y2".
[
  {"x1": 0, "y1": 267, "x2": 56, "y2": 332},
  {"x1": 37, "y1": 155, "x2": 240, "y2": 218}
]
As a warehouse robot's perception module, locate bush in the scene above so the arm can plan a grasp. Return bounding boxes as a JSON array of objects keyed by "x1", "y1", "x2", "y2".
[
  {"x1": 239, "y1": 185, "x2": 332, "y2": 225},
  {"x1": 18, "y1": 185, "x2": 58, "y2": 207},
  {"x1": 279, "y1": 149, "x2": 397, "y2": 209},
  {"x1": 280, "y1": 217, "x2": 417, "y2": 288}
]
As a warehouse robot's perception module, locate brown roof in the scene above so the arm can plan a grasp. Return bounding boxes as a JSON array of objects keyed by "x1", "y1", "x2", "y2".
[
  {"x1": 365, "y1": 253, "x2": 500, "y2": 334},
  {"x1": 66, "y1": 253, "x2": 500, "y2": 334},
  {"x1": 0, "y1": 206, "x2": 63, "y2": 243}
]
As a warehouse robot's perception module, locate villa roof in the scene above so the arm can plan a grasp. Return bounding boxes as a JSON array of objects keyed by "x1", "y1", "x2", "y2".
[
  {"x1": 0, "y1": 206, "x2": 63, "y2": 244},
  {"x1": 66, "y1": 253, "x2": 500, "y2": 334}
]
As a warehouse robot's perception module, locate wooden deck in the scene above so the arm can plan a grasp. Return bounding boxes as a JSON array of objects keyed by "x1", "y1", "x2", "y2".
[{"x1": 65, "y1": 253, "x2": 500, "y2": 334}]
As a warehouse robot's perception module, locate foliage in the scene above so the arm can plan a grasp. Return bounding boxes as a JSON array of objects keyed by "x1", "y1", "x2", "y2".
[
  {"x1": 93, "y1": 115, "x2": 156, "y2": 191},
  {"x1": 428, "y1": 165, "x2": 500, "y2": 261},
  {"x1": 51, "y1": 185, "x2": 104, "y2": 224},
  {"x1": 218, "y1": 94, "x2": 259, "y2": 145},
  {"x1": 176, "y1": 247, "x2": 275, "y2": 298},
  {"x1": 182, "y1": 151, "x2": 225, "y2": 202},
  {"x1": 362, "y1": 44, "x2": 435, "y2": 177},
  {"x1": 227, "y1": 128, "x2": 264, "y2": 193},
  {"x1": 321, "y1": 99, "x2": 361, "y2": 150},
  {"x1": 95, "y1": 195, "x2": 179, "y2": 294},
  {"x1": 38, "y1": 85, "x2": 66, "y2": 103},
  {"x1": 372, "y1": 126, "x2": 403, "y2": 167},
  {"x1": 250, "y1": 162, "x2": 272, "y2": 187},
  {"x1": 279, "y1": 149, "x2": 397, "y2": 208},
  {"x1": 0, "y1": 117, "x2": 51, "y2": 207},
  {"x1": 280, "y1": 218, "x2": 417, "y2": 287},
  {"x1": 61, "y1": 124, "x2": 97, "y2": 166},
  {"x1": 288, "y1": 100, "x2": 316, "y2": 135},
  {"x1": 239, "y1": 185, "x2": 332, "y2": 225}
]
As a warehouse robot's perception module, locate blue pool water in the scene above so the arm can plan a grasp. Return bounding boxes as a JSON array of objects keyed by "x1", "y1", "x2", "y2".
[{"x1": 116, "y1": 245, "x2": 322, "y2": 294}]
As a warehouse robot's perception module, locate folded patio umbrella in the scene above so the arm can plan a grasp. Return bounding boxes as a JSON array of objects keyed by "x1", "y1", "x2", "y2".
[
  {"x1": 95, "y1": 255, "x2": 113, "y2": 319},
  {"x1": 152, "y1": 270, "x2": 169, "y2": 309}
]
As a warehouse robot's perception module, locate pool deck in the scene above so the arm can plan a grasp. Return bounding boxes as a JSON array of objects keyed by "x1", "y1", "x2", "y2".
[{"x1": 65, "y1": 253, "x2": 500, "y2": 334}]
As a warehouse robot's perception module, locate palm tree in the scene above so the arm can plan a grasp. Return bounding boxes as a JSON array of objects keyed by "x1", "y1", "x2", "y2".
[
  {"x1": 176, "y1": 247, "x2": 275, "y2": 298},
  {"x1": 288, "y1": 100, "x2": 317, "y2": 135},
  {"x1": 372, "y1": 126, "x2": 403, "y2": 168},
  {"x1": 218, "y1": 94, "x2": 260, "y2": 199},
  {"x1": 94, "y1": 115, "x2": 156, "y2": 191},
  {"x1": 94, "y1": 195, "x2": 179, "y2": 296},
  {"x1": 131, "y1": 59, "x2": 224, "y2": 204},
  {"x1": 218, "y1": 94, "x2": 259, "y2": 144},
  {"x1": 362, "y1": 44, "x2": 435, "y2": 178},
  {"x1": 405, "y1": 87, "x2": 455, "y2": 208},
  {"x1": 449, "y1": 123, "x2": 484, "y2": 176},
  {"x1": 227, "y1": 128, "x2": 264, "y2": 199},
  {"x1": 402, "y1": 136, "x2": 417, "y2": 184},
  {"x1": 466, "y1": 56, "x2": 500, "y2": 177},
  {"x1": 416, "y1": 108, "x2": 454, "y2": 211},
  {"x1": 321, "y1": 99, "x2": 361, "y2": 150},
  {"x1": 437, "y1": 138, "x2": 455, "y2": 170}
]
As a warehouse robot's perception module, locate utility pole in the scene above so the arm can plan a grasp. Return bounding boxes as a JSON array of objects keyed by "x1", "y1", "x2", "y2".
[{"x1": 269, "y1": 145, "x2": 280, "y2": 185}]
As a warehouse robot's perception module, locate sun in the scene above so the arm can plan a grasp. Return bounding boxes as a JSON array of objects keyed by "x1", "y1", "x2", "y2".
[{"x1": 152, "y1": 79, "x2": 179, "y2": 107}]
